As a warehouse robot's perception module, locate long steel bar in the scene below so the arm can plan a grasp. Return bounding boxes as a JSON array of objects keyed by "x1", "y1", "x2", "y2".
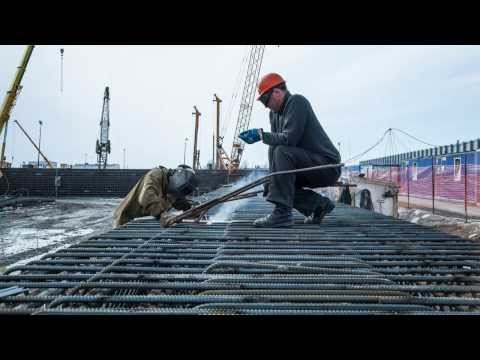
[{"x1": 164, "y1": 163, "x2": 344, "y2": 226}]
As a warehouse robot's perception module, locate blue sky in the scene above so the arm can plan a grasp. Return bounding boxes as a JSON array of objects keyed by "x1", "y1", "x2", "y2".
[{"x1": 1, "y1": 45, "x2": 479, "y2": 169}]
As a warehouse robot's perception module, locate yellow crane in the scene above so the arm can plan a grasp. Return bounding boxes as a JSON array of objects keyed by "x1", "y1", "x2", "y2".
[{"x1": 0, "y1": 45, "x2": 35, "y2": 169}]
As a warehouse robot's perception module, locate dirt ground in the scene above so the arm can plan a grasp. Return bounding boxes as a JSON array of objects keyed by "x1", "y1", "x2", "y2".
[{"x1": 398, "y1": 207, "x2": 480, "y2": 242}]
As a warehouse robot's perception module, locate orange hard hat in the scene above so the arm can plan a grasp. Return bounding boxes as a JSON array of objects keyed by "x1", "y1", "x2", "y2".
[{"x1": 257, "y1": 73, "x2": 286, "y2": 100}]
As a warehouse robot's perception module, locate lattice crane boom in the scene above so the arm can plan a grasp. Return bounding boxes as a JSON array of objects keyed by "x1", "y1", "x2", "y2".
[
  {"x1": 228, "y1": 45, "x2": 265, "y2": 171},
  {"x1": 0, "y1": 45, "x2": 35, "y2": 169},
  {"x1": 95, "y1": 87, "x2": 111, "y2": 169}
]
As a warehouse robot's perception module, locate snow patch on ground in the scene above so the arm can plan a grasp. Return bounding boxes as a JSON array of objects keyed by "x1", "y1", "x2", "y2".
[
  {"x1": 399, "y1": 207, "x2": 480, "y2": 242},
  {"x1": 2, "y1": 226, "x2": 96, "y2": 256},
  {"x1": 0, "y1": 197, "x2": 121, "y2": 259},
  {"x1": 6, "y1": 242, "x2": 75, "y2": 269}
]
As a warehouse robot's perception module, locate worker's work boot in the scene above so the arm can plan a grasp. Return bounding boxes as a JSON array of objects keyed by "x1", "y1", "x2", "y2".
[
  {"x1": 253, "y1": 205, "x2": 294, "y2": 228},
  {"x1": 304, "y1": 198, "x2": 335, "y2": 225}
]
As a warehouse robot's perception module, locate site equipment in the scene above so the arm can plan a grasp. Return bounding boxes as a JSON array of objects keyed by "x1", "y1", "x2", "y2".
[
  {"x1": 0, "y1": 45, "x2": 35, "y2": 169},
  {"x1": 95, "y1": 87, "x2": 111, "y2": 170},
  {"x1": 192, "y1": 106, "x2": 201, "y2": 170},
  {"x1": 13, "y1": 119, "x2": 54, "y2": 169},
  {"x1": 218, "y1": 45, "x2": 265, "y2": 173}
]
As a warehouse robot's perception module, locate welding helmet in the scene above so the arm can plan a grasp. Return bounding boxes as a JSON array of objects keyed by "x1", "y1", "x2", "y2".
[{"x1": 167, "y1": 164, "x2": 199, "y2": 198}]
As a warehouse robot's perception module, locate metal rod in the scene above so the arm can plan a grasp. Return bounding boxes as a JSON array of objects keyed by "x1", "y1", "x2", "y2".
[
  {"x1": 432, "y1": 156, "x2": 435, "y2": 215},
  {"x1": 223, "y1": 190, "x2": 262, "y2": 202},
  {"x1": 407, "y1": 163, "x2": 410, "y2": 209},
  {"x1": 37, "y1": 120, "x2": 42, "y2": 167},
  {"x1": 192, "y1": 106, "x2": 200, "y2": 170},
  {"x1": 213, "y1": 94, "x2": 221, "y2": 169},
  {"x1": 13, "y1": 120, "x2": 53, "y2": 168},
  {"x1": 465, "y1": 153, "x2": 468, "y2": 223},
  {"x1": 164, "y1": 163, "x2": 344, "y2": 227},
  {"x1": 183, "y1": 138, "x2": 187, "y2": 165}
]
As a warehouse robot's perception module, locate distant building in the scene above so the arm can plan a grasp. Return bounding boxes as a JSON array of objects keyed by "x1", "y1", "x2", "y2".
[
  {"x1": 72, "y1": 163, "x2": 121, "y2": 169},
  {"x1": 22, "y1": 160, "x2": 58, "y2": 168},
  {"x1": 19, "y1": 161, "x2": 121, "y2": 169},
  {"x1": 345, "y1": 137, "x2": 480, "y2": 207}
]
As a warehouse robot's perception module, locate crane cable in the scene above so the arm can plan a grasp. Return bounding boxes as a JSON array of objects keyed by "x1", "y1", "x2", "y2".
[
  {"x1": 344, "y1": 128, "x2": 391, "y2": 165},
  {"x1": 221, "y1": 46, "x2": 249, "y2": 139},
  {"x1": 390, "y1": 127, "x2": 437, "y2": 148},
  {"x1": 344, "y1": 127, "x2": 438, "y2": 166}
]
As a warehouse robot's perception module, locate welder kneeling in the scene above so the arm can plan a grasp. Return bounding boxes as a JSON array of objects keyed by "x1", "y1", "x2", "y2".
[{"x1": 113, "y1": 165, "x2": 199, "y2": 228}]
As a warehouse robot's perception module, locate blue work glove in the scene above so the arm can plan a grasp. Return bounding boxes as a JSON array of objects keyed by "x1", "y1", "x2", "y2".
[{"x1": 239, "y1": 129, "x2": 261, "y2": 144}]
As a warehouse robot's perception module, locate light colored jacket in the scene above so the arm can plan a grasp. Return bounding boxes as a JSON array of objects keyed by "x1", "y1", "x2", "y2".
[{"x1": 113, "y1": 167, "x2": 172, "y2": 227}]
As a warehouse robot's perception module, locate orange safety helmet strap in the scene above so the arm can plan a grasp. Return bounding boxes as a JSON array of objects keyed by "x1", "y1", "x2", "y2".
[{"x1": 257, "y1": 73, "x2": 286, "y2": 100}]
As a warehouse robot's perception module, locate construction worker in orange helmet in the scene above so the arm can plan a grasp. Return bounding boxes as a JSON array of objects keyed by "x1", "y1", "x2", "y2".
[{"x1": 239, "y1": 73, "x2": 342, "y2": 228}]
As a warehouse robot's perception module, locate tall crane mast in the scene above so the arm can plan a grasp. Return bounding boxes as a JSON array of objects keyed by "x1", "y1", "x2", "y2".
[
  {"x1": 213, "y1": 94, "x2": 231, "y2": 170},
  {"x1": 0, "y1": 45, "x2": 35, "y2": 169},
  {"x1": 95, "y1": 87, "x2": 111, "y2": 169},
  {"x1": 228, "y1": 45, "x2": 265, "y2": 171},
  {"x1": 192, "y1": 106, "x2": 201, "y2": 170}
]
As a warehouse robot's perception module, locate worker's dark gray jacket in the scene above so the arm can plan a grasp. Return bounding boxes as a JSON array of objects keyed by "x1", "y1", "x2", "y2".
[
  {"x1": 262, "y1": 92, "x2": 340, "y2": 166},
  {"x1": 261, "y1": 91, "x2": 341, "y2": 212}
]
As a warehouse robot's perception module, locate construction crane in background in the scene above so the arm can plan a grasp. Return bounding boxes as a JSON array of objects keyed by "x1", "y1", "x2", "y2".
[
  {"x1": 217, "y1": 45, "x2": 265, "y2": 172},
  {"x1": 0, "y1": 45, "x2": 35, "y2": 170},
  {"x1": 192, "y1": 106, "x2": 201, "y2": 170},
  {"x1": 13, "y1": 119, "x2": 53, "y2": 169},
  {"x1": 213, "y1": 94, "x2": 231, "y2": 170},
  {"x1": 95, "y1": 87, "x2": 111, "y2": 169}
]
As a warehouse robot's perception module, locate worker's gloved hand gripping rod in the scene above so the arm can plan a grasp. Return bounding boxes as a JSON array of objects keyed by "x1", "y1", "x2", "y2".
[{"x1": 163, "y1": 163, "x2": 344, "y2": 227}]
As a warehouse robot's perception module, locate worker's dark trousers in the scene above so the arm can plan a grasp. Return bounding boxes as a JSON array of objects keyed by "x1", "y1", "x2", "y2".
[{"x1": 266, "y1": 145, "x2": 341, "y2": 216}]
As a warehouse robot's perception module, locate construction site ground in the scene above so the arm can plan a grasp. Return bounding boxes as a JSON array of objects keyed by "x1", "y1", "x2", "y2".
[
  {"x1": 2, "y1": 187, "x2": 480, "y2": 314},
  {"x1": 2, "y1": 194, "x2": 480, "y2": 274},
  {"x1": 399, "y1": 195, "x2": 480, "y2": 219},
  {"x1": 0, "y1": 197, "x2": 121, "y2": 270},
  {"x1": 398, "y1": 194, "x2": 480, "y2": 243},
  {"x1": 399, "y1": 207, "x2": 480, "y2": 242}
]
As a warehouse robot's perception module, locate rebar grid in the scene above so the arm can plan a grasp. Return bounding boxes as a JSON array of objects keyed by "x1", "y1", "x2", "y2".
[{"x1": 2, "y1": 193, "x2": 480, "y2": 315}]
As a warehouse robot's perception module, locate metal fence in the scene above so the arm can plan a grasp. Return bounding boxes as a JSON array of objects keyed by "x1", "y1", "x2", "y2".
[{"x1": 360, "y1": 158, "x2": 478, "y2": 222}]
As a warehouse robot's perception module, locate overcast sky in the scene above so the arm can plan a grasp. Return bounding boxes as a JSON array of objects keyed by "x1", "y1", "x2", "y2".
[{"x1": 1, "y1": 45, "x2": 480, "y2": 169}]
